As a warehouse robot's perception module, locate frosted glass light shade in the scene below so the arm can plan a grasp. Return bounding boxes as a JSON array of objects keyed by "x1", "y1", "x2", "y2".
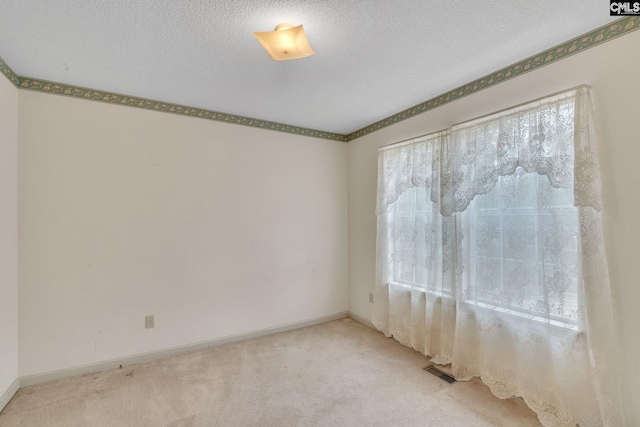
[{"x1": 254, "y1": 24, "x2": 315, "y2": 61}]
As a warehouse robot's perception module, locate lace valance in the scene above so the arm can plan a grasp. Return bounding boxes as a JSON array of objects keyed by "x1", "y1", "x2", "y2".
[
  {"x1": 376, "y1": 86, "x2": 603, "y2": 216},
  {"x1": 375, "y1": 132, "x2": 444, "y2": 215}
]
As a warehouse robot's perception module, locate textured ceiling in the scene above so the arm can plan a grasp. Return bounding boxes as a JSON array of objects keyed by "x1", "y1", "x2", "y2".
[{"x1": 0, "y1": 1, "x2": 617, "y2": 135}]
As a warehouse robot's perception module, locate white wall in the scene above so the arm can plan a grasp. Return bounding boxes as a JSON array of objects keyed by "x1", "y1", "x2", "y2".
[
  {"x1": 348, "y1": 30, "x2": 640, "y2": 423},
  {"x1": 0, "y1": 75, "x2": 19, "y2": 401},
  {"x1": 18, "y1": 91, "x2": 348, "y2": 377}
]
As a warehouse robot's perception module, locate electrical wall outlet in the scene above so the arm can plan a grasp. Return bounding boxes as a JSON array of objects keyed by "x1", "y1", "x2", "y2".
[
  {"x1": 369, "y1": 293, "x2": 374, "y2": 303},
  {"x1": 145, "y1": 315, "x2": 155, "y2": 329}
]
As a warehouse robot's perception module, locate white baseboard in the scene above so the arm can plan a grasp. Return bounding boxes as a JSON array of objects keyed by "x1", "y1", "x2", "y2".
[
  {"x1": 20, "y1": 311, "x2": 349, "y2": 388},
  {"x1": 348, "y1": 311, "x2": 376, "y2": 330},
  {"x1": 0, "y1": 378, "x2": 20, "y2": 413}
]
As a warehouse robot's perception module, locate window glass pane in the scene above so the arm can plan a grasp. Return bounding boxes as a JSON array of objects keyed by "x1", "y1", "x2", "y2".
[
  {"x1": 461, "y1": 168, "x2": 579, "y2": 324},
  {"x1": 386, "y1": 187, "x2": 452, "y2": 297}
]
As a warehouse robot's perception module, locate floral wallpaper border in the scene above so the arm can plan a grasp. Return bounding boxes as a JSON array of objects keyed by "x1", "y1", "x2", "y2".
[
  {"x1": 16, "y1": 79, "x2": 347, "y2": 142},
  {"x1": 1, "y1": 17, "x2": 638, "y2": 142},
  {"x1": 0, "y1": 55, "x2": 20, "y2": 87},
  {"x1": 345, "y1": 17, "x2": 639, "y2": 141}
]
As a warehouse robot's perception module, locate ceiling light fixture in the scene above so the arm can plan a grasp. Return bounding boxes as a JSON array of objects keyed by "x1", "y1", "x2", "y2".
[{"x1": 253, "y1": 23, "x2": 315, "y2": 61}]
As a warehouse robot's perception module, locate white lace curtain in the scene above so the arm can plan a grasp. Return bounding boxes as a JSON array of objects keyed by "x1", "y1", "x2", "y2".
[{"x1": 373, "y1": 86, "x2": 623, "y2": 427}]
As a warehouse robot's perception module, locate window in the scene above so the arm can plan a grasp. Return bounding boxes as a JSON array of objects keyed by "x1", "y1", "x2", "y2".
[{"x1": 372, "y1": 86, "x2": 623, "y2": 427}]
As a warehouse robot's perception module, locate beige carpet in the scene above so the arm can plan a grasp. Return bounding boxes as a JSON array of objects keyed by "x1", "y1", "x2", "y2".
[{"x1": 0, "y1": 318, "x2": 541, "y2": 426}]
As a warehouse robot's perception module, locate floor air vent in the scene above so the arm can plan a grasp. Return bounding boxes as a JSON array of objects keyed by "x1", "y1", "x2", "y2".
[{"x1": 424, "y1": 366, "x2": 456, "y2": 383}]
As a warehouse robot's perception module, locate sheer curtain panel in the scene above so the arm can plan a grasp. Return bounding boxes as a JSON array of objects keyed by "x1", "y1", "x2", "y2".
[
  {"x1": 373, "y1": 86, "x2": 623, "y2": 427},
  {"x1": 374, "y1": 132, "x2": 458, "y2": 364}
]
